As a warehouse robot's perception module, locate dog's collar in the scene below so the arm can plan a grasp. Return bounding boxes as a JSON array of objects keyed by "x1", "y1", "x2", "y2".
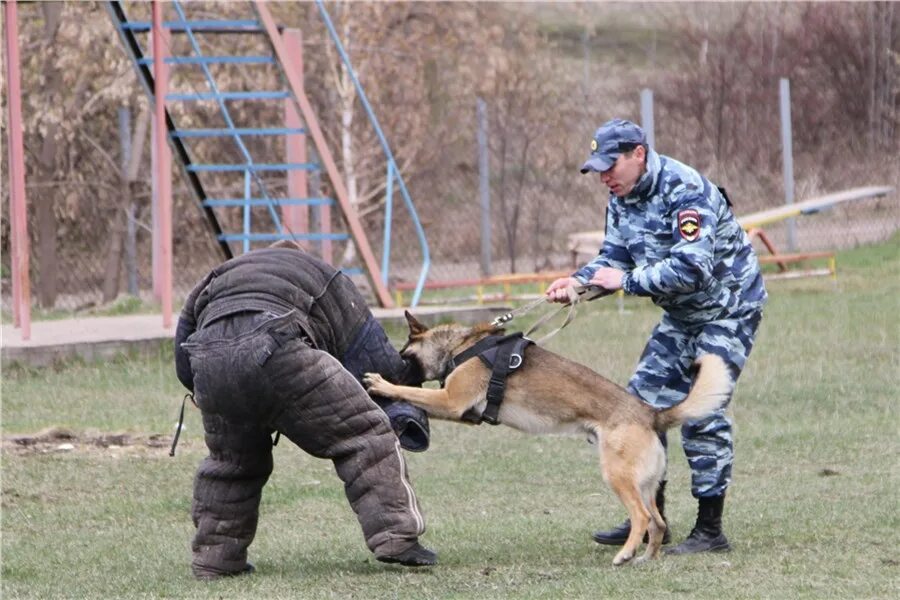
[
  {"x1": 450, "y1": 335, "x2": 507, "y2": 371},
  {"x1": 438, "y1": 334, "x2": 505, "y2": 389}
]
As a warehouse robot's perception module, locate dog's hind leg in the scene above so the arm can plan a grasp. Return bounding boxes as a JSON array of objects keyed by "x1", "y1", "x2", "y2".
[
  {"x1": 601, "y1": 429, "x2": 651, "y2": 566},
  {"x1": 609, "y1": 481, "x2": 650, "y2": 566},
  {"x1": 636, "y1": 484, "x2": 666, "y2": 563},
  {"x1": 637, "y1": 444, "x2": 668, "y2": 563}
]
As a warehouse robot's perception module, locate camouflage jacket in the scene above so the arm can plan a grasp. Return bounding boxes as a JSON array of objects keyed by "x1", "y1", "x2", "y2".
[{"x1": 574, "y1": 150, "x2": 767, "y2": 324}]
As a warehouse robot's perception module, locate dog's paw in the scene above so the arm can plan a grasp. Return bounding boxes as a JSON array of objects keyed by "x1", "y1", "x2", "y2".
[
  {"x1": 633, "y1": 555, "x2": 651, "y2": 566},
  {"x1": 362, "y1": 372, "x2": 387, "y2": 392},
  {"x1": 612, "y1": 550, "x2": 634, "y2": 566}
]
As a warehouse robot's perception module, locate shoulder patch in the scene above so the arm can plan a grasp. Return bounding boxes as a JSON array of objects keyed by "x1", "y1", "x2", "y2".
[{"x1": 677, "y1": 209, "x2": 701, "y2": 242}]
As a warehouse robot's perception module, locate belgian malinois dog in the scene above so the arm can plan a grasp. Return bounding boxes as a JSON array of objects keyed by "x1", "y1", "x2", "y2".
[{"x1": 363, "y1": 312, "x2": 732, "y2": 566}]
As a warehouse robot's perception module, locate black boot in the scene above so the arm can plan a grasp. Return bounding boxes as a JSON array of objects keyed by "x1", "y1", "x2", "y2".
[
  {"x1": 665, "y1": 494, "x2": 731, "y2": 555},
  {"x1": 376, "y1": 542, "x2": 437, "y2": 567},
  {"x1": 592, "y1": 481, "x2": 671, "y2": 545},
  {"x1": 193, "y1": 561, "x2": 255, "y2": 581}
]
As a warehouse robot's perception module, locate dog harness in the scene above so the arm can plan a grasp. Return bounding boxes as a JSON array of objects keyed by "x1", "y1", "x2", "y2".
[{"x1": 446, "y1": 332, "x2": 533, "y2": 425}]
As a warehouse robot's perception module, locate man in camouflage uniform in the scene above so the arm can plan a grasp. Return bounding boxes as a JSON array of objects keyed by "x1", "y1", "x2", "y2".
[
  {"x1": 546, "y1": 119, "x2": 766, "y2": 555},
  {"x1": 175, "y1": 241, "x2": 436, "y2": 579}
]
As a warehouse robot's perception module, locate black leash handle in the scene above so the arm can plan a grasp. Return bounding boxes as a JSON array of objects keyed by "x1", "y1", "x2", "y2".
[{"x1": 169, "y1": 393, "x2": 192, "y2": 457}]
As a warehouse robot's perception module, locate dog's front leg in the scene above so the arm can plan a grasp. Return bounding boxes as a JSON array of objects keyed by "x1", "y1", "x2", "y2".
[{"x1": 363, "y1": 373, "x2": 464, "y2": 420}]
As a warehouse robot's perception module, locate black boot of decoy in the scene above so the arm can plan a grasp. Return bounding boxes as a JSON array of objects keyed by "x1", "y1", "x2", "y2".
[
  {"x1": 193, "y1": 561, "x2": 255, "y2": 581},
  {"x1": 377, "y1": 542, "x2": 437, "y2": 567},
  {"x1": 665, "y1": 494, "x2": 731, "y2": 555},
  {"x1": 593, "y1": 481, "x2": 671, "y2": 545}
]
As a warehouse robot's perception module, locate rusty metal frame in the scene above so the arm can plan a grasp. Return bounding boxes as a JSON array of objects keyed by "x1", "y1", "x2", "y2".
[
  {"x1": 152, "y1": 1, "x2": 174, "y2": 328},
  {"x1": 253, "y1": 1, "x2": 393, "y2": 308},
  {"x1": 5, "y1": 0, "x2": 31, "y2": 339}
]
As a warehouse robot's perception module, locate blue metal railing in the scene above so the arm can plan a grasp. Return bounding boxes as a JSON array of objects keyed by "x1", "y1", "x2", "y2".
[
  {"x1": 314, "y1": 0, "x2": 430, "y2": 306},
  {"x1": 204, "y1": 198, "x2": 333, "y2": 207},
  {"x1": 171, "y1": 127, "x2": 307, "y2": 137},
  {"x1": 137, "y1": 55, "x2": 274, "y2": 66},
  {"x1": 121, "y1": 19, "x2": 262, "y2": 31},
  {"x1": 167, "y1": 91, "x2": 291, "y2": 101},
  {"x1": 186, "y1": 163, "x2": 319, "y2": 172}
]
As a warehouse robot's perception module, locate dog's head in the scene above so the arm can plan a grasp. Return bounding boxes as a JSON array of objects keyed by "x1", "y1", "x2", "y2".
[{"x1": 400, "y1": 311, "x2": 503, "y2": 382}]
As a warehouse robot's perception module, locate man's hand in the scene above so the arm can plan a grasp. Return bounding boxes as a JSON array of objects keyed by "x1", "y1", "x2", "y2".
[
  {"x1": 545, "y1": 276, "x2": 579, "y2": 304},
  {"x1": 591, "y1": 267, "x2": 625, "y2": 291}
]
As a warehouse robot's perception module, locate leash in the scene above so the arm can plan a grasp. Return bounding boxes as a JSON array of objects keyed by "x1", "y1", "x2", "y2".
[
  {"x1": 490, "y1": 284, "x2": 612, "y2": 345},
  {"x1": 169, "y1": 392, "x2": 196, "y2": 456},
  {"x1": 489, "y1": 296, "x2": 547, "y2": 328}
]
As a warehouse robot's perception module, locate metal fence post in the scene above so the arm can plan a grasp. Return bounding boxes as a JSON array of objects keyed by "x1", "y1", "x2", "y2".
[
  {"x1": 119, "y1": 107, "x2": 139, "y2": 296},
  {"x1": 477, "y1": 97, "x2": 492, "y2": 277},
  {"x1": 640, "y1": 88, "x2": 655, "y2": 148},
  {"x1": 780, "y1": 77, "x2": 797, "y2": 251}
]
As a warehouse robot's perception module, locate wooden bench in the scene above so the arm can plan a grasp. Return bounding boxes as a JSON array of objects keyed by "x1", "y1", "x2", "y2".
[
  {"x1": 756, "y1": 251, "x2": 836, "y2": 280},
  {"x1": 567, "y1": 229, "x2": 836, "y2": 280},
  {"x1": 568, "y1": 230, "x2": 606, "y2": 268}
]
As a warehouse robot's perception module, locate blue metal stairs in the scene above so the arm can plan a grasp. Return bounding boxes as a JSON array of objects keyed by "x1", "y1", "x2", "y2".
[
  {"x1": 106, "y1": 1, "x2": 351, "y2": 263},
  {"x1": 106, "y1": 0, "x2": 431, "y2": 306}
]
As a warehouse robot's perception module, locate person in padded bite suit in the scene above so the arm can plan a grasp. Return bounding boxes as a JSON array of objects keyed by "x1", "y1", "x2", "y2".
[{"x1": 174, "y1": 240, "x2": 435, "y2": 580}]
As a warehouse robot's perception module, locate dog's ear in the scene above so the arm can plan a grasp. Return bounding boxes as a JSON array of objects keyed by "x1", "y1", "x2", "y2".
[
  {"x1": 269, "y1": 239, "x2": 304, "y2": 251},
  {"x1": 404, "y1": 310, "x2": 429, "y2": 335}
]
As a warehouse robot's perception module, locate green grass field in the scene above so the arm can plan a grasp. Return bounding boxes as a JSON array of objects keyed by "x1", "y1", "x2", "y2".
[{"x1": 3, "y1": 237, "x2": 898, "y2": 599}]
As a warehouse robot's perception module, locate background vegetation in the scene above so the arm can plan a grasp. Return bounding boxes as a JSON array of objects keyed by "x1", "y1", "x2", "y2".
[
  {"x1": 3, "y1": 237, "x2": 898, "y2": 599},
  {"x1": 2, "y1": 2, "x2": 897, "y2": 313}
]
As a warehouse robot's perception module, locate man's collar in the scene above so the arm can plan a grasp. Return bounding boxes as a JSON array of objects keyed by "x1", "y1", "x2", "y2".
[{"x1": 621, "y1": 149, "x2": 661, "y2": 203}]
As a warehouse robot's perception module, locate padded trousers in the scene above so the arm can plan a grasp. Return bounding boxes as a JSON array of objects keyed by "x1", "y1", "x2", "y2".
[{"x1": 184, "y1": 312, "x2": 425, "y2": 578}]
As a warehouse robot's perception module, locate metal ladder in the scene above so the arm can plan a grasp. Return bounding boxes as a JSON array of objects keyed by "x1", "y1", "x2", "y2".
[{"x1": 106, "y1": 0, "x2": 430, "y2": 306}]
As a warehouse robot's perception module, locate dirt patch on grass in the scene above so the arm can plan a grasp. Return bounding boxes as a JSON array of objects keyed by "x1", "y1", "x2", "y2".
[{"x1": 3, "y1": 426, "x2": 182, "y2": 457}]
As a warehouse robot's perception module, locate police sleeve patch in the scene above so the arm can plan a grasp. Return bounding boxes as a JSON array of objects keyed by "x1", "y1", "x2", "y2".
[{"x1": 677, "y1": 209, "x2": 701, "y2": 241}]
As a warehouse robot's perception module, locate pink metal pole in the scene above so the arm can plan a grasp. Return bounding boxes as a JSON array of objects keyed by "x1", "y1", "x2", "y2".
[
  {"x1": 151, "y1": 25, "x2": 171, "y2": 302},
  {"x1": 152, "y1": 1, "x2": 173, "y2": 328},
  {"x1": 5, "y1": 0, "x2": 31, "y2": 340},
  {"x1": 321, "y1": 177, "x2": 333, "y2": 265},
  {"x1": 151, "y1": 114, "x2": 159, "y2": 298},
  {"x1": 282, "y1": 29, "x2": 309, "y2": 247}
]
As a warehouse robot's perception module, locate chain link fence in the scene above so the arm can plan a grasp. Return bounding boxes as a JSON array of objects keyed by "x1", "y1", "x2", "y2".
[{"x1": 3, "y1": 1, "x2": 897, "y2": 318}]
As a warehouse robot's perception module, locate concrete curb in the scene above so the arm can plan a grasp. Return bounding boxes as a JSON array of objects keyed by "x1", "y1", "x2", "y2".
[{"x1": 1, "y1": 305, "x2": 510, "y2": 369}]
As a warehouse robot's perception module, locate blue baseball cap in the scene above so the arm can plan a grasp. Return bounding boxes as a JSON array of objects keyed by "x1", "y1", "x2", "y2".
[{"x1": 580, "y1": 119, "x2": 647, "y2": 174}]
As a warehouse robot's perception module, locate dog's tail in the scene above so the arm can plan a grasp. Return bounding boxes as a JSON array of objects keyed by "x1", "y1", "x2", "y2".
[{"x1": 654, "y1": 354, "x2": 732, "y2": 431}]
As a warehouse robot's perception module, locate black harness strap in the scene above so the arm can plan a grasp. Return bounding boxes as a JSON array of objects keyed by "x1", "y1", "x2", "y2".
[
  {"x1": 450, "y1": 333, "x2": 533, "y2": 426},
  {"x1": 449, "y1": 334, "x2": 506, "y2": 372}
]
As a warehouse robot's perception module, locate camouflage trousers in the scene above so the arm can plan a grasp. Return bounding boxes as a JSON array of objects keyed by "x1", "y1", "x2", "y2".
[{"x1": 627, "y1": 309, "x2": 763, "y2": 497}]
